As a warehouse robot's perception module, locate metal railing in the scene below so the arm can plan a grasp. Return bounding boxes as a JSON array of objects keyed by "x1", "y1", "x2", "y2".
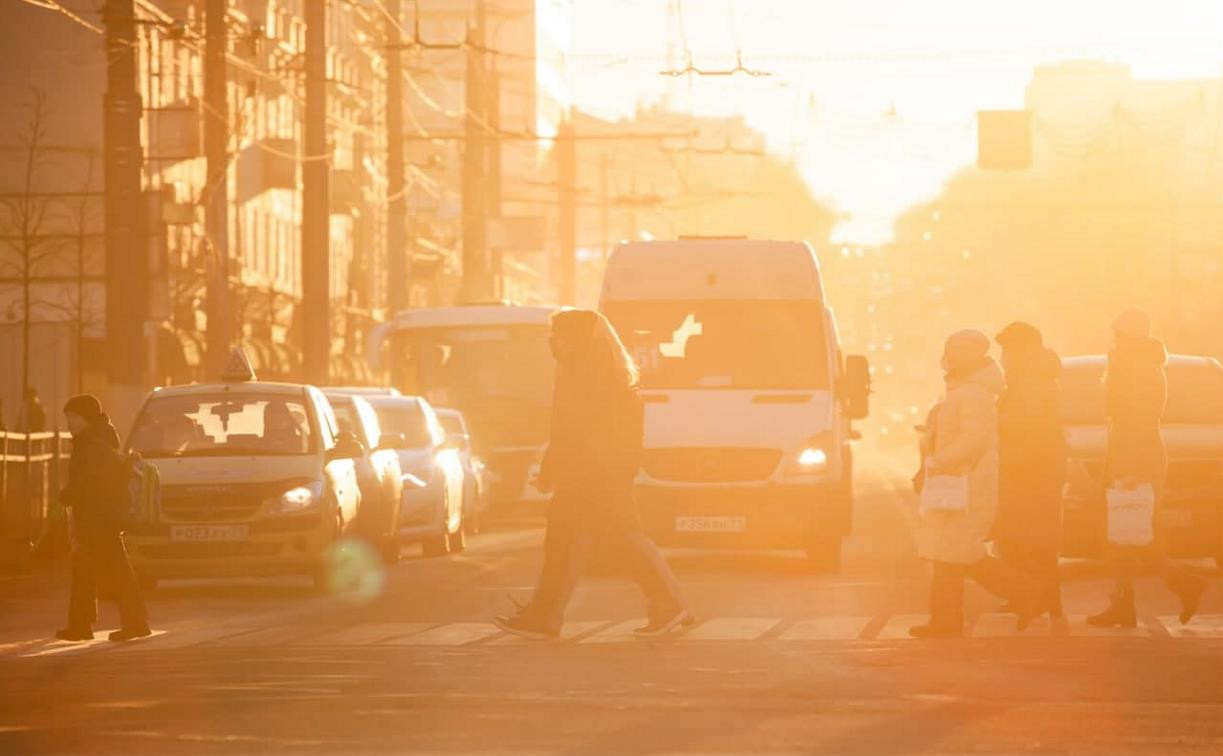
[{"x1": 0, "y1": 431, "x2": 72, "y2": 564}]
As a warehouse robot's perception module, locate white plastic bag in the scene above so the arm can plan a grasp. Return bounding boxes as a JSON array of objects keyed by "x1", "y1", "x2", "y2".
[
  {"x1": 920, "y1": 472, "x2": 970, "y2": 515},
  {"x1": 1106, "y1": 484, "x2": 1155, "y2": 546}
]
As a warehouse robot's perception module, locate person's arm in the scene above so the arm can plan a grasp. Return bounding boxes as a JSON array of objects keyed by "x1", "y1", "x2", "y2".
[{"x1": 929, "y1": 387, "x2": 993, "y2": 474}]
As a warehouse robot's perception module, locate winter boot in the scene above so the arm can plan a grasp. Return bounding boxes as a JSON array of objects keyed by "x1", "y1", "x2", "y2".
[
  {"x1": 1086, "y1": 589, "x2": 1137, "y2": 629},
  {"x1": 1168, "y1": 572, "x2": 1207, "y2": 625}
]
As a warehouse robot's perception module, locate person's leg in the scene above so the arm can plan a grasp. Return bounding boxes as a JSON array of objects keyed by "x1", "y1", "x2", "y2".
[
  {"x1": 1036, "y1": 546, "x2": 1064, "y2": 618},
  {"x1": 923, "y1": 561, "x2": 965, "y2": 631},
  {"x1": 619, "y1": 526, "x2": 686, "y2": 621},
  {"x1": 521, "y1": 496, "x2": 588, "y2": 633},
  {"x1": 97, "y1": 531, "x2": 149, "y2": 633},
  {"x1": 64, "y1": 534, "x2": 98, "y2": 634},
  {"x1": 1088, "y1": 546, "x2": 1138, "y2": 627}
]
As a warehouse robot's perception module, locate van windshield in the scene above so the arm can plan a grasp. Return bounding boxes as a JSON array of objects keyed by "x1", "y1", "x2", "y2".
[
  {"x1": 602, "y1": 300, "x2": 829, "y2": 390},
  {"x1": 128, "y1": 394, "x2": 315, "y2": 457}
]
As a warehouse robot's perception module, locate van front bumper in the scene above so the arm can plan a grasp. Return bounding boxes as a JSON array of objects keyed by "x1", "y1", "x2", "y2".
[
  {"x1": 637, "y1": 483, "x2": 841, "y2": 550},
  {"x1": 125, "y1": 513, "x2": 332, "y2": 579}
]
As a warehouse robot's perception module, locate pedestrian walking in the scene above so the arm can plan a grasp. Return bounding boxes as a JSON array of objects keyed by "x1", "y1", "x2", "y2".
[
  {"x1": 910, "y1": 329, "x2": 1039, "y2": 638},
  {"x1": 993, "y1": 322, "x2": 1066, "y2": 619},
  {"x1": 56, "y1": 394, "x2": 152, "y2": 642},
  {"x1": 1087, "y1": 310, "x2": 1206, "y2": 628},
  {"x1": 494, "y1": 309, "x2": 692, "y2": 640},
  {"x1": 17, "y1": 387, "x2": 46, "y2": 433}
]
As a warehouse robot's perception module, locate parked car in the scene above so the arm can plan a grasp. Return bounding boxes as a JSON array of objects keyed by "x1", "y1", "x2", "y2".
[
  {"x1": 435, "y1": 408, "x2": 490, "y2": 534},
  {"x1": 323, "y1": 391, "x2": 405, "y2": 563},
  {"x1": 1061, "y1": 354, "x2": 1223, "y2": 566},
  {"x1": 123, "y1": 357, "x2": 364, "y2": 591},
  {"x1": 363, "y1": 395, "x2": 466, "y2": 557}
]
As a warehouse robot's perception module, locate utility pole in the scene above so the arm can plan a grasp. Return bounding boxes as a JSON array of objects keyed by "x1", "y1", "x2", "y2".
[
  {"x1": 461, "y1": 0, "x2": 489, "y2": 303},
  {"x1": 102, "y1": 0, "x2": 148, "y2": 415},
  {"x1": 486, "y1": 60, "x2": 502, "y2": 298},
  {"x1": 204, "y1": 0, "x2": 230, "y2": 377},
  {"x1": 557, "y1": 117, "x2": 576, "y2": 305},
  {"x1": 302, "y1": 0, "x2": 330, "y2": 384},
  {"x1": 385, "y1": 0, "x2": 408, "y2": 314}
]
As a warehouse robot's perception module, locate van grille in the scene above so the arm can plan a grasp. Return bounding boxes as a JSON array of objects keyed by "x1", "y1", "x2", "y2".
[{"x1": 643, "y1": 448, "x2": 782, "y2": 483}]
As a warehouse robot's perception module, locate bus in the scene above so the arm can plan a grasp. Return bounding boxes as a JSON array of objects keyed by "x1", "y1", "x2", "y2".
[{"x1": 367, "y1": 304, "x2": 558, "y2": 504}]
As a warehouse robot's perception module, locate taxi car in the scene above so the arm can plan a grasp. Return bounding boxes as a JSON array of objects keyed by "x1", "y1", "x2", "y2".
[{"x1": 123, "y1": 351, "x2": 364, "y2": 590}]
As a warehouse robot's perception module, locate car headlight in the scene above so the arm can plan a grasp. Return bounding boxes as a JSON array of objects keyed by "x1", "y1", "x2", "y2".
[
  {"x1": 797, "y1": 447, "x2": 829, "y2": 469},
  {"x1": 268, "y1": 481, "x2": 324, "y2": 514},
  {"x1": 793, "y1": 433, "x2": 833, "y2": 472}
]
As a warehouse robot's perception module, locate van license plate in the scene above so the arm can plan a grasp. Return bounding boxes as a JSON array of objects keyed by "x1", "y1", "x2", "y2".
[
  {"x1": 675, "y1": 516, "x2": 746, "y2": 533},
  {"x1": 170, "y1": 525, "x2": 249, "y2": 542}
]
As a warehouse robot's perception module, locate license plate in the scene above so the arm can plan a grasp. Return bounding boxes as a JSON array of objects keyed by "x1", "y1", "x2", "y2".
[
  {"x1": 170, "y1": 525, "x2": 249, "y2": 542},
  {"x1": 675, "y1": 516, "x2": 747, "y2": 533}
]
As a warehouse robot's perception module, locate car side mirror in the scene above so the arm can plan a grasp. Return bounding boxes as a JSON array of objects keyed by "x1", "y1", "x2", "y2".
[
  {"x1": 378, "y1": 432, "x2": 407, "y2": 450},
  {"x1": 843, "y1": 355, "x2": 872, "y2": 420},
  {"x1": 327, "y1": 431, "x2": 365, "y2": 462},
  {"x1": 442, "y1": 432, "x2": 469, "y2": 452}
]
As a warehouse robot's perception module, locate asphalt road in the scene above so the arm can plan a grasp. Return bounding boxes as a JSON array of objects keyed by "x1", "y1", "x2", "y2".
[{"x1": 2, "y1": 452, "x2": 1221, "y2": 755}]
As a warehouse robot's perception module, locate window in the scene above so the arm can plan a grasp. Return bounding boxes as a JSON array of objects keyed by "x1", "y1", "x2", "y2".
[
  {"x1": 128, "y1": 394, "x2": 314, "y2": 458},
  {"x1": 372, "y1": 402, "x2": 435, "y2": 449},
  {"x1": 602, "y1": 300, "x2": 830, "y2": 390}
]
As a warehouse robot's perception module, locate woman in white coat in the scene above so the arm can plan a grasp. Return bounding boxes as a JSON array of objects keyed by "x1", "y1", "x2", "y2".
[{"x1": 911, "y1": 330, "x2": 1038, "y2": 638}]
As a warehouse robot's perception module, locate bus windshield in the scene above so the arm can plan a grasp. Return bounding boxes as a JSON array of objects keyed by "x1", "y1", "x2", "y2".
[
  {"x1": 390, "y1": 325, "x2": 554, "y2": 449},
  {"x1": 602, "y1": 300, "x2": 829, "y2": 390}
]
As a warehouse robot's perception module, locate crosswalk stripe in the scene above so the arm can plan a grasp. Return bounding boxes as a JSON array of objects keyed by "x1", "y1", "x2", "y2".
[
  {"x1": 301, "y1": 623, "x2": 436, "y2": 646},
  {"x1": 579, "y1": 619, "x2": 646, "y2": 644},
  {"x1": 779, "y1": 617, "x2": 871, "y2": 641},
  {"x1": 486, "y1": 621, "x2": 610, "y2": 645},
  {"x1": 9, "y1": 615, "x2": 1223, "y2": 656},
  {"x1": 1159, "y1": 615, "x2": 1223, "y2": 638},
  {"x1": 680, "y1": 617, "x2": 780, "y2": 641},
  {"x1": 392, "y1": 622, "x2": 499, "y2": 646},
  {"x1": 875, "y1": 614, "x2": 929, "y2": 640}
]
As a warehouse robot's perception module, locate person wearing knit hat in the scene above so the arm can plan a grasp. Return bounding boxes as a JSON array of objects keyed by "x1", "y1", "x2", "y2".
[
  {"x1": 56, "y1": 394, "x2": 151, "y2": 642},
  {"x1": 910, "y1": 330, "x2": 1039, "y2": 638},
  {"x1": 1088, "y1": 311, "x2": 1207, "y2": 628},
  {"x1": 993, "y1": 323, "x2": 1067, "y2": 622}
]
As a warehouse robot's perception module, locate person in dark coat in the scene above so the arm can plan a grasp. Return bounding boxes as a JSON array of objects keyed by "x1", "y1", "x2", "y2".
[
  {"x1": 57, "y1": 394, "x2": 151, "y2": 642},
  {"x1": 494, "y1": 310, "x2": 691, "y2": 640},
  {"x1": 18, "y1": 388, "x2": 47, "y2": 433},
  {"x1": 1087, "y1": 310, "x2": 1207, "y2": 627},
  {"x1": 993, "y1": 322, "x2": 1066, "y2": 619}
]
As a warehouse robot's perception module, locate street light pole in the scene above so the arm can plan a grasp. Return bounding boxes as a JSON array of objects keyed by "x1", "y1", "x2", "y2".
[
  {"x1": 302, "y1": 0, "x2": 330, "y2": 385},
  {"x1": 204, "y1": 0, "x2": 231, "y2": 377}
]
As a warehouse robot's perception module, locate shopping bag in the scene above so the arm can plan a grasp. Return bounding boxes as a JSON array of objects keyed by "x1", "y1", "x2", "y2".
[
  {"x1": 1106, "y1": 484, "x2": 1155, "y2": 546},
  {"x1": 920, "y1": 473, "x2": 970, "y2": 514}
]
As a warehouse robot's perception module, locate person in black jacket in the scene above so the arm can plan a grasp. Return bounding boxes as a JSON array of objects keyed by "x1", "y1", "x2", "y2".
[
  {"x1": 494, "y1": 310, "x2": 691, "y2": 640},
  {"x1": 57, "y1": 394, "x2": 151, "y2": 642},
  {"x1": 993, "y1": 322, "x2": 1066, "y2": 619}
]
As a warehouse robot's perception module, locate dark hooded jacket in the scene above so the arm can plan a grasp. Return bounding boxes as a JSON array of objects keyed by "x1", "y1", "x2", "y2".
[
  {"x1": 61, "y1": 415, "x2": 123, "y2": 530},
  {"x1": 994, "y1": 347, "x2": 1066, "y2": 547},
  {"x1": 1105, "y1": 335, "x2": 1169, "y2": 487},
  {"x1": 540, "y1": 363, "x2": 644, "y2": 503}
]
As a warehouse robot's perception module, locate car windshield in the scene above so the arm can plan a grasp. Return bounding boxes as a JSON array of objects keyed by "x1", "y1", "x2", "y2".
[
  {"x1": 436, "y1": 414, "x2": 463, "y2": 435},
  {"x1": 602, "y1": 300, "x2": 829, "y2": 390},
  {"x1": 128, "y1": 394, "x2": 314, "y2": 457},
  {"x1": 1061, "y1": 362, "x2": 1223, "y2": 424},
  {"x1": 374, "y1": 404, "x2": 435, "y2": 448}
]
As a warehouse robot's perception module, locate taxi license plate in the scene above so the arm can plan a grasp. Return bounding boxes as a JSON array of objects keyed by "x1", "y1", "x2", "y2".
[
  {"x1": 170, "y1": 525, "x2": 249, "y2": 542},
  {"x1": 675, "y1": 516, "x2": 746, "y2": 533}
]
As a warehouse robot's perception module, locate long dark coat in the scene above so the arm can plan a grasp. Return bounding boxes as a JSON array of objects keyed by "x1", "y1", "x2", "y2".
[
  {"x1": 1105, "y1": 336, "x2": 1169, "y2": 489},
  {"x1": 994, "y1": 347, "x2": 1066, "y2": 548},
  {"x1": 539, "y1": 365, "x2": 644, "y2": 509},
  {"x1": 61, "y1": 416, "x2": 122, "y2": 531}
]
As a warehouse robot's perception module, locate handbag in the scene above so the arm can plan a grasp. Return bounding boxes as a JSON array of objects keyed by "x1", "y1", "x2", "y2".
[
  {"x1": 920, "y1": 466, "x2": 970, "y2": 514},
  {"x1": 1106, "y1": 483, "x2": 1155, "y2": 546}
]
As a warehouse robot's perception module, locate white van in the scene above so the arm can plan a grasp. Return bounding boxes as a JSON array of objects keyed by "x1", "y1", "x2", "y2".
[{"x1": 599, "y1": 238, "x2": 870, "y2": 569}]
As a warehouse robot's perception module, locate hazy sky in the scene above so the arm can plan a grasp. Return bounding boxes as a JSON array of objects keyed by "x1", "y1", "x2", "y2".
[{"x1": 569, "y1": 0, "x2": 1223, "y2": 243}]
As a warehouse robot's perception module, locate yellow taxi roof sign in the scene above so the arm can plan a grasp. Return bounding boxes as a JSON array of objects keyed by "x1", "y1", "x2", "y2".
[{"x1": 221, "y1": 347, "x2": 258, "y2": 382}]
